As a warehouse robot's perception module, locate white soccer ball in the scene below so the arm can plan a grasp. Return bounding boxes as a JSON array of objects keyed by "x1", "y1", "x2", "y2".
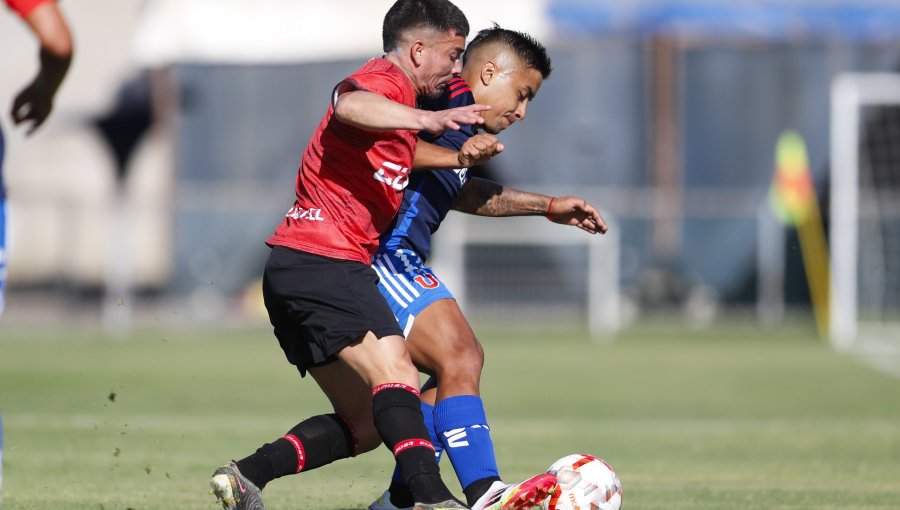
[{"x1": 541, "y1": 453, "x2": 622, "y2": 510}]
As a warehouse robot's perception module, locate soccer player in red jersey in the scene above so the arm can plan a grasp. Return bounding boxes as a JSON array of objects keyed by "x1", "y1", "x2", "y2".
[
  {"x1": 1, "y1": 0, "x2": 73, "y2": 316},
  {"x1": 209, "y1": 2, "x2": 502, "y2": 510}
]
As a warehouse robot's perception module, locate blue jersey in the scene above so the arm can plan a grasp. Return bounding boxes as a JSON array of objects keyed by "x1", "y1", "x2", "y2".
[{"x1": 377, "y1": 76, "x2": 475, "y2": 261}]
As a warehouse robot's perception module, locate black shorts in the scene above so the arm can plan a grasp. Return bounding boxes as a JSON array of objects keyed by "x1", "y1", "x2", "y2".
[{"x1": 263, "y1": 245, "x2": 403, "y2": 375}]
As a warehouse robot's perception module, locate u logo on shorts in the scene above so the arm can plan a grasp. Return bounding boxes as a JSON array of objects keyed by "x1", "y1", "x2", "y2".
[{"x1": 413, "y1": 273, "x2": 440, "y2": 289}]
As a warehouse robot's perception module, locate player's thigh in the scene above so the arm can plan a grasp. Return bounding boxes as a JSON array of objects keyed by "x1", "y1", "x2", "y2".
[
  {"x1": 406, "y1": 298, "x2": 483, "y2": 378},
  {"x1": 372, "y1": 253, "x2": 480, "y2": 375}
]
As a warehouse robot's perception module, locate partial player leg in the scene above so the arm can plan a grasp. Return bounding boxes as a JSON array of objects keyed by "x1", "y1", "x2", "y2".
[
  {"x1": 413, "y1": 300, "x2": 501, "y2": 506},
  {"x1": 210, "y1": 331, "x2": 464, "y2": 510},
  {"x1": 388, "y1": 299, "x2": 557, "y2": 510},
  {"x1": 224, "y1": 357, "x2": 376, "y2": 486},
  {"x1": 337, "y1": 331, "x2": 466, "y2": 508},
  {"x1": 209, "y1": 358, "x2": 371, "y2": 510},
  {"x1": 371, "y1": 392, "x2": 444, "y2": 510}
]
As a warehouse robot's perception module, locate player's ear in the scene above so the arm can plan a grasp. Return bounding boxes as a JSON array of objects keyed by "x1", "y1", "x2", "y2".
[
  {"x1": 480, "y1": 61, "x2": 496, "y2": 86},
  {"x1": 410, "y1": 39, "x2": 426, "y2": 67}
]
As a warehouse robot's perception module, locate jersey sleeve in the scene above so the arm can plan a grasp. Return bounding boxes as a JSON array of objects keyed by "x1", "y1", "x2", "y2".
[
  {"x1": 336, "y1": 69, "x2": 408, "y2": 106},
  {"x1": 5, "y1": 0, "x2": 50, "y2": 18}
]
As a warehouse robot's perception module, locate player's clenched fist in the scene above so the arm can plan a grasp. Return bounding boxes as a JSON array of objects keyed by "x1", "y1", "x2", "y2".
[
  {"x1": 457, "y1": 133, "x2": 504, "y2": 168},
  {"x1": 422, "y1": 103, "x2": 491, "y2": 134}
]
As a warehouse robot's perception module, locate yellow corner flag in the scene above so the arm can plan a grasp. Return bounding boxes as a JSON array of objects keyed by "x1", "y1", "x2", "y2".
[
  {"x1": 769, "y1": 131, "x2": 830, "y2": 339},
  {"x1": 770, "y1": 131, "x2": 815, "y2": 225}
]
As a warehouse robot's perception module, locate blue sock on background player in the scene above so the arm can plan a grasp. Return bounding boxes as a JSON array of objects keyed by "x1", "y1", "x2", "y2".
[{"x1": 433, "y1": 395, "x2": 501, "y2": 504}]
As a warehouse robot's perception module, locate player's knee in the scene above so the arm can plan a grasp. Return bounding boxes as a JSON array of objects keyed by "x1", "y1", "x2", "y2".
[
  {"x1": 435, "y1": 335, "x2": 484, "y2": 383},
  {"x1": 363, "y1": 337, "x2": 420, "y2": 387},
  {"x1": 457, "y1": 337, "x2": 484, "y2": 374},
  {"x1": 382, "y1": 348, "x2": 421, "y2": 387},
  {"x1": 460, "y1": 340, "x2": 485, "y2": 380}
]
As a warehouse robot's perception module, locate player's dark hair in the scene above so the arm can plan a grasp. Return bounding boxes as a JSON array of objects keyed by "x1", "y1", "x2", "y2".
[
  {"x1": 382, "y1": 0, "x2": 469, "y2": 53},
  {"x1": 464, "y1": 24, "x2": 553, "y2": 79}
]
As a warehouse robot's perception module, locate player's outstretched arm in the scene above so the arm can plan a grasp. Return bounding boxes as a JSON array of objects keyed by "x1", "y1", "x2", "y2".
[
  {"x1": 334, "y1": 90, "x2": 489, "y2": 134},
  {"x1": 452, "y1": 178, "x2": 608, "y2": 234},
  {"x1": 10, "y1": 1, "x2": 73, "y2": 135},
  {"x1": 412, "y1": 134, "x2": 504, "y2": 171}
]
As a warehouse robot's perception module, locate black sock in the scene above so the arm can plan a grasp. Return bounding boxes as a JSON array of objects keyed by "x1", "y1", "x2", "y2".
[
  {"x1": 464, "y1": 476, "x2": 503, "y2": 507},
  {"x1": 373, "y1": 384, "x2": 454, "y2": 504},
  {"x1": 388, "y1": 478, "x2": 415, "y2": 508},
  {"x1": 234, "y1": 452, "x2": 274, "y2": 490},
  {"x1": 236, "y1": 414, "x2": 355, "y2": 489}
]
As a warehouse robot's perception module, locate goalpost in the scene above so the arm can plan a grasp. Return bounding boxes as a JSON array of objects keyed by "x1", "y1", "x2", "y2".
[{"x1": 830, "y1": 72, "x2": 900, "y2": 352}]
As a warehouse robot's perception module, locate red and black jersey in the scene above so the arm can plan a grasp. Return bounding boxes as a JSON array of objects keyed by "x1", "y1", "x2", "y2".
[
  {"x1": 4, "y1": 0, "x2": 50, "y2": 18},
  {"x1": 267, "y1": 58, "x2": 418, "y2": 264}
]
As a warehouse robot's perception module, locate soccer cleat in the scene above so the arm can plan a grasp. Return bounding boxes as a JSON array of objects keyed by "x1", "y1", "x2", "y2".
[
  {"x1": 412, "y1": 499, "x2": 470, "y2": 510},
  {"x1": 471, "y1": 473, "x2": 558, "y2": 510},
  {"x1": 369, "y1": 489, "x2": 413, "y2": 510},
  {"x1": 209, "y1": 461, "x2": 265, "y2": 510}
]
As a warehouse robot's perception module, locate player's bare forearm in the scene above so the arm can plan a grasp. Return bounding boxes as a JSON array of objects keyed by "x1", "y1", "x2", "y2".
[
  {"x1": 412, "y1": 139, "x2": 461, "y2": 171},
  {"x1": 334, "y1": 90, "x2": 432, "y2": 132},
  {"x1": 453, "y1": 181, "x2": 609, "y2": 234},
  {"x1": 452, "y1": 178, "x2": 548, "y2": 216},
  {"x1": 334, "y1": 90, "x2": 489, "y2": 134},
  {"x1": 26, "y1": 2, "x2": 73, "y2": 58}
]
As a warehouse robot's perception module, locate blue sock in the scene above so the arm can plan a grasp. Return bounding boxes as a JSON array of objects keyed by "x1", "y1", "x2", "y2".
[
  {"x1": 433, "y1": 395, "x2": 499, "y2": 490},
  {"x1": 391, "y1": 401, "x2": 443, "y2": 484}
]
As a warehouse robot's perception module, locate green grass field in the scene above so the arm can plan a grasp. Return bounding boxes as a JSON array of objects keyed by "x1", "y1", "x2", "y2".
[{"x1": 2, "y1": 323, "x2": 899, "y2": 509}]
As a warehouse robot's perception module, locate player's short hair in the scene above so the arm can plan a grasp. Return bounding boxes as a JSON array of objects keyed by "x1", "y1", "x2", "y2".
[
  {"x1": 464, "y1": 24, "x2": 553, "y2": 79},
  {"x1": 382, "y1": 0, "x2": 469, "y2": 53}
]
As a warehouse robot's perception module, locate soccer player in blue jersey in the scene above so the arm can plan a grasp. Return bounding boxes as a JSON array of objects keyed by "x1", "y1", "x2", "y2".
[{"x1": 369, "y1": 25, "x2": 607, "y2": 510}]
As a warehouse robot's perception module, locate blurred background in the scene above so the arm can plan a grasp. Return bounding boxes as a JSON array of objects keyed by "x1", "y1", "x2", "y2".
[
  {"x1": 3, "y1": 2, "x2": 900, "y2": 509},
  {"x1": 1, "y1": 0, "x2": 899, "y2": 348}
]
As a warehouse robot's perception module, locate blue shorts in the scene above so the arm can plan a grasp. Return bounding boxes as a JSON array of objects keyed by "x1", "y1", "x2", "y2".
[{"x1": 372, "y1": 248, "x2": 454, "y2": 336}]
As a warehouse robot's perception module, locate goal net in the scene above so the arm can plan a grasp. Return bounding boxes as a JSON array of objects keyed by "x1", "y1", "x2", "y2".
[
  {"x1": 429, "y1": 211, "x2": 620, "y2": 340},
  {"x1": 830, "y1": 73, "x2": 900, "y2": 358}
]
